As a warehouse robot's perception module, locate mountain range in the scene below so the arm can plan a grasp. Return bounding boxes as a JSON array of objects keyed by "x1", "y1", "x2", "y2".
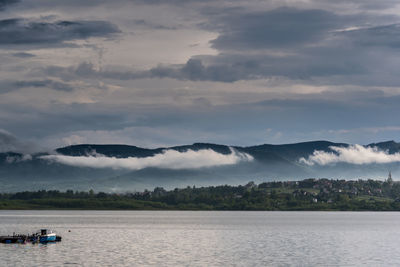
[{"x1": 0, "y1": 140, "x2": 398, "y2": 192}]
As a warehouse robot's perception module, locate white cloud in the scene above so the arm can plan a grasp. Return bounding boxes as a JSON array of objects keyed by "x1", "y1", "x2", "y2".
[
  {"x1": 5, "y1": 154, "x2": 32, "y2": 163},
  {"x1": 40, "y1": 148, "x2": 253, "y2": 170},
  {"x1": 300, "y1": 144, "x2": 400, "y2": 165}
]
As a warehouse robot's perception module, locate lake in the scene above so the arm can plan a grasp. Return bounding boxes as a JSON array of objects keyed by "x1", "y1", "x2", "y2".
[{"x1": 1, "y1": 211, "x2": 400, "y2": 266}]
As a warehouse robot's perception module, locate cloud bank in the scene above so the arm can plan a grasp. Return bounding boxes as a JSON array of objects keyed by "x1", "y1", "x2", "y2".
[
  {"x1": 0, "y1": 129, "x2": 36, "y2": 153},
  {"x1": 0, "y1": 0, "x2": 19, "y2": 11},
  {"x1": 0, "y1": 18, "x2": 119, "y2": 47},
  {"x1": 300, "y1": 145, "x2": 400, "y2": 165},
  {"x1": 40, "y1": 148, "x2": 253, "y2": 170}
]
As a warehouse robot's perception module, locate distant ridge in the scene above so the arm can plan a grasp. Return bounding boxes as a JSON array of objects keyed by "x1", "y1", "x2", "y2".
[
  {"x1": 55, "y1": 140, "x2": 353, "y2": 160},
  {"x1": 54, "y1": 140, "x2": 400, "y2": 164},
  {"x1": 56, "y1": 144, "x2": 163, "y2": 158},
  {"x1": 0, "y1": 140, "x2": 398, "y2": 192}
]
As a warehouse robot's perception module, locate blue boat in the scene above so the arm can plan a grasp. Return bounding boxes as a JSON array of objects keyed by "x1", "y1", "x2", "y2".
[
  {"x1": 1, "y1": 229, "x2": 61, "y2": 244},
  {"x1": 38, "y1": 229, "x2": 57, "y2": 243}
]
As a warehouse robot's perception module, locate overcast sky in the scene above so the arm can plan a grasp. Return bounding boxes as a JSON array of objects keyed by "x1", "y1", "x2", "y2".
[{"x1": 1, "y1": 0, "x2": 400, "y2": 149}]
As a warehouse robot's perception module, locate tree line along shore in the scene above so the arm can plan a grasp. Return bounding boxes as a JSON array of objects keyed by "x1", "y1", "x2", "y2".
[{"x1": 1, "y1": 178, "x2": 400, "y2": 211}]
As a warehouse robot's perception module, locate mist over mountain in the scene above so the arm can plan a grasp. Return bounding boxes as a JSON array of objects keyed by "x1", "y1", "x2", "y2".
[{"x1": 0, "y1": 140, "x2": 399, "y2": 192}]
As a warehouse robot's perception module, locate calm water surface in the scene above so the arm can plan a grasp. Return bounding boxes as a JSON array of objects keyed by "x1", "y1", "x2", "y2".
[{"x1": 1, "y1": 211, "x2": 400, "y2": 266}]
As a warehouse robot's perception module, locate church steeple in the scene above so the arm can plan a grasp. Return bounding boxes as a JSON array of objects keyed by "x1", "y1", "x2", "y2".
[{"x1": 387, "y1": 171, "x2": 393, "y2": 184}]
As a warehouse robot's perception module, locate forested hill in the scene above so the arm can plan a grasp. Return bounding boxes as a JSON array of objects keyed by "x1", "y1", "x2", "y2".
[
  {"x1": 1, "y1": 178, "x2": 400, "y2": 211},
  {"x1": 55, "y1": 141, "x2": 349, "y2": 159}
]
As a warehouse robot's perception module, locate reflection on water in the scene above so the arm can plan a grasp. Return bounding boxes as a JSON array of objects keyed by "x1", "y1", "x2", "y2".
[{"x1": 1, "y1": 211, "x2": 400, "y2": 266}]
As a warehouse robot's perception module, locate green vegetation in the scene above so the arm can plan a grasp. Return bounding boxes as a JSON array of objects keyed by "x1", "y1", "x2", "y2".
[{"x1": 1, "y1": 178, "x2": 400, "y2": 210}]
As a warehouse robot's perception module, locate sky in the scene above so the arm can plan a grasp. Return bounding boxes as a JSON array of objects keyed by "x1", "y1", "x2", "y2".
[{"x1": 1, "y1": 0, "x2": 400, "y2": 150}]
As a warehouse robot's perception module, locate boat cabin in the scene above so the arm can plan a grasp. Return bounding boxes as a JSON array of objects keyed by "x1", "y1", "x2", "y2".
[{"x1": 40, "y1": 229, "x2": 52, "y2": 235}]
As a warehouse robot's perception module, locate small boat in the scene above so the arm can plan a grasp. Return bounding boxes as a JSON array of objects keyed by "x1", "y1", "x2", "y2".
[
  {"x1": 38, "y1": 229, "x2": 57, "y2": 243},
  {"x1": 1, "y1": 229, "x2": 61, "y2": 244}
]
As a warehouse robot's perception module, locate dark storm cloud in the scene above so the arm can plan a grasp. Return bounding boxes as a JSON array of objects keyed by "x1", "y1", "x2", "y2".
[
  {"x1": 132, "y1": 19, "x2": 177, "y2": 30},
  {"x1": 339, "y1": 24, "x2": 400, "y2": 48},
  {"x1": 315, "y1": 0, "x2": 399, "y2": 10},
  {"x1": 46, "y1": 62, "x2": 148, "y2": 80},
  {"x1": 39, "y1": 5, "x2": 400, "y2": 85},
  {"x1": 45, "y1": 60, "x2": 257, "y2": 82},
  {"x1": 205, "y1": 6, "x2": 400, "y2": 51},
  {"x1": 14, "y1": 80, "x2": 74, "y2": 92},
  {"x1": 173, "y1": 11, "x2": 400, "y2": 84},
  {"x1": 148, "y1": 58, "x2": 261, "y2": 82},
  {"x1": 128, "y1": 0, "x2": 212, "y2": 5},
  {"x1": 46, "y1": 47, "x2": 368, "y2": 83},
  {"x1": 160, "y1": 6, "x2": 400, "y2": 84},
  {"x1": 0, "y1": 18, "x2": 120, "y2": 47},
  {"x1": 12, "y1": 51, "x2": 35, "y2": 58},
  {"x1": 209, "y1": 7, "x2": 341, "y2": 50},
  {"x1": 0, "y1": 0, "x2": 19, "y2": 10},
  {"x1": 0, "y1": 79, "x2": 74, "y2": 93}
]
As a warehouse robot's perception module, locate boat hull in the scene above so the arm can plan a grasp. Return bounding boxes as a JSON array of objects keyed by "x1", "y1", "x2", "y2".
[{"x1": 39, "y1": 234, "x2": 56, "y2": 243}]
